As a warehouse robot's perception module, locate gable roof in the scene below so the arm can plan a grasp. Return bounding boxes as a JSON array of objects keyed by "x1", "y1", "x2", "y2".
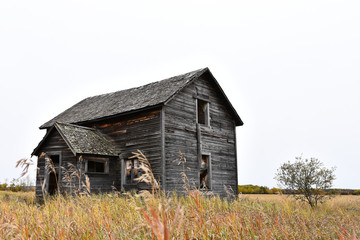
[
  {"x1": 40, "y1": 68, "x2": 208, "y2": 129},
  {"x1": 40, "y1": 68, "x2": 243, "y2": 128},
  {"x1": 32, "y1": 122, "x2": 118, "y2": 156}
]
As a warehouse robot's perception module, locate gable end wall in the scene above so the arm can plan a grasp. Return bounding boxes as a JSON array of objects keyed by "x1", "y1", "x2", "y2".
[
  {"x1": 35, "y1": 130, "x2": 120, "y2": 196},
  {"x1": 164, "y1": 74, "x2": 238, "y2": 197},
  {"x1": 35, "y1": 131, "x2": 76, "y2": 197}
]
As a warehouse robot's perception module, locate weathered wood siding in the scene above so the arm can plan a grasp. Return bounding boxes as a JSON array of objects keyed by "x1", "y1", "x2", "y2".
[
  {"x1": 36, "y1": 74, "x2": 237, "y2": 196},
  {"x1": 35, "y1": 130, "x2": 76, "y2": 197},
  {"x1": 81, "y1": 155, "x2": 120, "y2": 193},
  {"x1": 89, "y1": 108, "x2": 162, "y2": 191},
  {"x1": 164, "y1": 73, "x2": 237, "y2": 196},
  {"x1": 35, "y1": 131, "x2": 120, "y2": 196}
]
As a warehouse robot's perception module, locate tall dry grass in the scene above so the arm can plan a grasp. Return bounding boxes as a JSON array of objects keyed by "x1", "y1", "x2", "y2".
[
  {"x1": 8, "y1": 151, "x2": 360, "y2": 239},
  {"x1": 1, "y1": 191, "x2": 360, "y2": 239}
]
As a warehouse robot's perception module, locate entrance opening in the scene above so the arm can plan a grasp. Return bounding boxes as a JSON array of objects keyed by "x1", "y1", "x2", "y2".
[
  {"x1": 47, "y1": 155, "x2": 60, "y2": 195},
  {"x1": 200, "y1": 155, "x2": 211, "y2": 189}
]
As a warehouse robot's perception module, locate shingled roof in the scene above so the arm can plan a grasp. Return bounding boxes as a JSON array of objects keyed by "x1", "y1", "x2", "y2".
[
  {"x1": 40, "y1": 68, "x2": 209, "y2": 129},
  {"x1": 32, "y1": 122, "x2": 118, "y2": 156}
]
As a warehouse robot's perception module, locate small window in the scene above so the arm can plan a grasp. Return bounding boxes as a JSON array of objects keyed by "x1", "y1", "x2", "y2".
[
  {"x1": 124, "y1": 159, "x2": 140, "y2": 184},
  {"x1": 85, "y1": 157, "x2": 109, "y2": 174},
  {"x1": 200, "y1": 155, "x2": 211, "y2": 189},
  {"x1": 197, "y1": 99, "x2": 209, "y2": 125}
]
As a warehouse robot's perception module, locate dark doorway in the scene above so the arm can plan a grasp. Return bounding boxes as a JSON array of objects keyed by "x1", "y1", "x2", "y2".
[
  {"x1": 200, "y1": 155, "x2": 211, "y2": 189},
  {"x1": 48, "y1": 155, "x2": 60, "y2": 195}
]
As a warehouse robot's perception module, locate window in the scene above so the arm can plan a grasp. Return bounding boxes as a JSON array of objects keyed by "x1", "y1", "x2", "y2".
[
  {"x1": 197, "y1": 99, "x2": 209, "y2": 125},
  {"x1": 124, "y1": 159, "x2": 140, "y2": 184},
  {"x1": 85, "y1": 157, "x2": 109, "y2": 174},
  {"x1": 200, "y1": 154, "x2": 211, "y2": 189}
]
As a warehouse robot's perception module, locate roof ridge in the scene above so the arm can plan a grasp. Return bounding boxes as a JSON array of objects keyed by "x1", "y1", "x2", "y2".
[{"x1": 82, "y1": 67, "x2": 208, "y2": 101}]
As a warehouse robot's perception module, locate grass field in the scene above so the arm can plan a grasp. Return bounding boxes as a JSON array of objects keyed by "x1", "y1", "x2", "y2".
[{"x1": 1, "y1": 191, "x2": 360, "y2": 239}]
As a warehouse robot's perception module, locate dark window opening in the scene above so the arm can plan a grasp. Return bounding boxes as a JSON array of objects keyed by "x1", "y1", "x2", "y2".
[
  {"x1": 85, "y1": 157, "x2": 109, "y2": 173},
  {"x1": 88, "y1": 161, "x2": 105, "y2": 173},
  {"x1": 200, "y1": 155, "x2": 211, "y2": 189},
  {"x1": 197, "y1": 99, "x2": 209, "y2": 125},
  {"x1": 124, "y1": 159, "x2": 140, "y2": 185}
]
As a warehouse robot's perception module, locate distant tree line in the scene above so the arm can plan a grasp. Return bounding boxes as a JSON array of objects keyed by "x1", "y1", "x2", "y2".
[
  {"x1": 0, "y1": 178, "x2": 35, "y2": 192},
  {"x1": 238, "y1": 185, "x2": 360, "y2": 195},
  {"x1": 238, "y1": 185, "x2": 282, "y2": 194}
]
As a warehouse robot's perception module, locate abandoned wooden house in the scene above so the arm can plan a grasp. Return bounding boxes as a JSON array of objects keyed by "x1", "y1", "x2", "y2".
[{"x1": 32, "y1": 68, "x2": 243, "y2": 197}]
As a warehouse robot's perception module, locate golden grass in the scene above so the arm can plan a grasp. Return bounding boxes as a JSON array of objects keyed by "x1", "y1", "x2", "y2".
[
  {"x1": 243, "y1": 193, "x2": 360, "y2": 204},
  {"x1": 1, "y1": 191, "x2": 360, "y2": 239}
]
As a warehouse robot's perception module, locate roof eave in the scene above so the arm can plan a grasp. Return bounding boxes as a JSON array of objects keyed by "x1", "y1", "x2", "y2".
[
  {"x1": 31, "y1": 126, "x2": 56, "y2": 156},
  {"x1": 39, "y1": 104, "x2": 164, "y2": 129},
  {"x1": 76, "y1": 152, "x2": 119, "y2": 157},
  {"x1": 205, "y1": 69, "x2": 244, "y2": 126}
]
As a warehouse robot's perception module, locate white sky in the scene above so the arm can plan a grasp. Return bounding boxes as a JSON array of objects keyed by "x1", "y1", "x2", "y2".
[{"x1": 1, "y1": 1, "x2": 359, "y2": 188}]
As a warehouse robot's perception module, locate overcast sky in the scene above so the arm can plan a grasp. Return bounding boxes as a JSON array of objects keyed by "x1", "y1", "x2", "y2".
[{"x1": 1, "y1": 1, "x2": 359, "y2": 188}]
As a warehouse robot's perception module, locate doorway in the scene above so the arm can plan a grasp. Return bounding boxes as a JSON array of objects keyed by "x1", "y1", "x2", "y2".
[{"x1": 47, "y1": 155, "x2": 60, "y2": 195}]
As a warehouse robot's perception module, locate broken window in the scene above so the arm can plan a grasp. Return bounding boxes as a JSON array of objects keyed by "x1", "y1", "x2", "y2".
[
  {"x1": 197, "y1": 99, "x2": 209, "y2": 125},
  {"x1": 124, "y1": 159, "x2": 140, "y2": 184},
  {"x1": 85, "y1": 157, "x2": 109, "y2": 173},
  {"x1": 200, "y1": 155, "x2": 211, "y2": 189}
]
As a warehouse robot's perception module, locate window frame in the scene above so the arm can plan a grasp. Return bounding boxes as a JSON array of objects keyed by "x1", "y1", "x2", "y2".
[
  {"x1": 123, "y1": 158, "x2": 140, "y2": 185},
  {"x1": 85, "y1": 157, "x2": 109, "y2": 174},
  {"x1": 196, "y1": 98, "x2": 210, "y2": 126}
]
